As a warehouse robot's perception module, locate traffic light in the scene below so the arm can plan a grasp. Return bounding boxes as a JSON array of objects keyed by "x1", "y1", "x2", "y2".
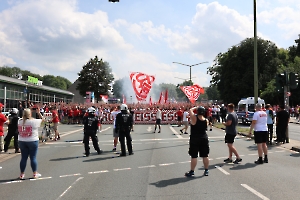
[
  {"x1": 275, "y1": 73, "x2": 286, "y2": 92},
  {"x1": 289, "y1": 72, "x2": 299, "y2": 89}
]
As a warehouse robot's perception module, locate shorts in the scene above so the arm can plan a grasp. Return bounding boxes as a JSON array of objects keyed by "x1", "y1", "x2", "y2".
[
  {"x1": 113, "y1": 128, "x2": 119, "y2": 137},
  {"x1": 225, "y1": 134, "x2": 236, "y2": 144},
  {"x1": 208, "y1": 116, "x2": 212, "y2": 123},
  {"x1": 53, "y1": 123, "x2": 58, "y2": 131},
  {"x1": 177, "y1": 116, "x2": 182, "y2": 121},
  {"x1": 254, "y1": 131, "x2": 268, "y2": 144},
  {"x1": 188, "y1": 138, "x2": 209, "y2": 158},
  {"x1": 183, "y1": 121, "x2": 189, "y2": 126},
  {"x1": 156, "y1": 119, "x2": 161, "y2": 125},
  {"x1": 68, "y1": 116, "x2": 72, "y2": 119}
]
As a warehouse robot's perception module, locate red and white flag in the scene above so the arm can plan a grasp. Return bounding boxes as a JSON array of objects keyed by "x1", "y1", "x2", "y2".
[
  {"x1": 100, "y1": 95, "x2": 108, "y2": 103},
  {"x1": 158, "y1": 91, "x2": 164, "y2": 104},
  {"x1": 149, "y1": 96, "x2": 153, "y2": 106},
  {"x1": 180, "y1": 84, "x2": 205, "y2": 104},
  {"x1": 130, "y1": 72, "x2": 155, "y2": 101},
  {"x1": 122, "y1": 95, "x2": 126, "y2": 104}
]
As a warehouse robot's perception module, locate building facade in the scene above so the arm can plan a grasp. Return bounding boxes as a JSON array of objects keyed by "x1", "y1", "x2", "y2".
[{"x1": 0, "y1": 75, "x2": 74, "y2": 111}]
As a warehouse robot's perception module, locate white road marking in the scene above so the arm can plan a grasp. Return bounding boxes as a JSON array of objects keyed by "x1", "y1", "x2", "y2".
[
  {"x1": 60, "y1": 129, "x2": 84, "y2": 138},
  {"x1": 138, "y1": 165, "x2": 156, "y2": 169},
  {"x1": 30, "y1": 177, "x2": 52, "y2": 181},
  {"x1": 169, "y1": 126, "x2": 183, "y2": 139},
  {"x1": 209, "y1": 158, "x2": 214, "y2": 160},
  {"x1": 60, "y1": 173, "x2": 81, "y2": 178},
  {"x1": 159, "y1": 163, "x2": 175, "y2": 166},
  {"x1": 268, "y1": 152, "x2": 273, "y2": 153},
  {"x1": 179, "y1": 161, "x2": 191, "y2": 164},
  {"x1": 215, "y1": 157, "x2": 228, "y2": 160},
  {"x1": 71, "y1": 145, "x2": 82, "y2": 147},
  {"x1": 100, "y1": 127, "x2": 111, "y2": 132},
  {"x1": 275, "y1": 150, "x2": 285, "y2": 153},
  {"x1": 248, "y1": 153, "x2": 257, "y2": 156},
  {"x1": 173, "y1": 141, "x2": 183, "y2": 143},
  {"x1": 56, "y1": 177, "x2": 84, "y2": 200},
  {"x1": 215, "y1": 166, "x2": 230, "y2": 175},
  {"x1": 132, "y1": 143, "x2": 142, "y2": 144},
  {"x1": 241, "y1": 184, "x2": 270, "y2": 200},
  {"x1": 159, "y1": 142, "x2": 169, "y2": 143},
  {"x1": 113, "y1": 168, "x2": 131, "y2": 171},
  {"x1": 145, "y1": 142, "x2": 155, "y2": 144},
  {"x1": 147, "y1": 126, "x2": 152, "y2": 132},
  {"x1": 1, "y1": 180, "x2": 23, "y2": 184},
  {"x1": 54, "y1": 146, "x2": 67, "y2": 148},
  {"x1": 88, "y1": 170, "x2": 109, "y2": 174},
  {"x1": 39, "y1": 146, "x2": 50, "y2": 148}
]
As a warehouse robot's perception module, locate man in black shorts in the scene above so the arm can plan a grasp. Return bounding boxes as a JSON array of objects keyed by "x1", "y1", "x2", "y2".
[
  {"x1": 185, "y1": 106, "x2": 209, "y2": 177},
  {"x1": 223, "y1": 103, "x2": 242, "y2": 164},
  {"x1": 153, "y1": 107, "x2": 162, "y2": 133},
  {"x1": 248, "y1": 103, "x2": 268, "y2": 164}
]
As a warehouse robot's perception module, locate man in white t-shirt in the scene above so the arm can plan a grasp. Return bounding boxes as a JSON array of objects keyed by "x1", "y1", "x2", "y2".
[
  {"x1": 153, "y1": 107, "x2": 162, "y2": 133},
  {"x1": 111, "y1": 106, "x2": 121, "y2": 151},
  {"x1": 248, "y1": 103, "x2": 268, "y2": 164},
  {"x1": 180, "y1": 108, "x2": 189, "y2": 134}
]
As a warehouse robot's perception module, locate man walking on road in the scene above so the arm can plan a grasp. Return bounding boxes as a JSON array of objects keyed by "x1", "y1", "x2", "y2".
[
  {"x1": 223, "y1": 104, "x2": 242, "y2": 164},
  {"x1": 248, "y1": 103, "x2": 268, "y2": 164},
  {"x1": 83, "y1": 107, "x2": 102, "y2": 157},
  {"x1": 115, "y1": 104, "x2": 133, "y2": 156},
  {"x1": 275, "y1": 105, "x2": 290, "y2": 144},
  {"x1": 185, "y1": 106, "x2": 210, "y2": 177},
  {"x1": 153, "y1": 106, "x2": 162, "y2": 133},
  {"x1": 180, "y1": 108, "x2": 189, "y2": 134},
  {"x1": 265, "y1": 104, "x2": 274, "y2": 145}
]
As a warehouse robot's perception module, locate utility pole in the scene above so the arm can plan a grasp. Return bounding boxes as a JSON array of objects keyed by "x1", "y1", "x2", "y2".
[{"x1": 253, "y1": 0, "x2": 259, "y2": 104}]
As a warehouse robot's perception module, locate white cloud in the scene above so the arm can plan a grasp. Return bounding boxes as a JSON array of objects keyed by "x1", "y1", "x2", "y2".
[{"x1": 0, "y1": 55, "x2": 16, "y2": 66}]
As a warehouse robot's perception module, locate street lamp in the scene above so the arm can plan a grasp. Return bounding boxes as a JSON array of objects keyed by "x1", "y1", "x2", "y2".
[{"x1": 173, "y1": 61, "x2": 209, "y2": 83}]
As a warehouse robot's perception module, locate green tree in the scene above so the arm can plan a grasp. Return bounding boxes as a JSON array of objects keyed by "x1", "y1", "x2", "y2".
[
  {"x1": 0, "y1": 66, "x2": 13, "y2": 77},
  {"x1": 76, "y1": 56, "x2": 114, "y2": 102},
  {"x1": 205, "y1": 85, "x2": 220, "y2": 100},
  {"x1": 208, "y1": 37, "x2": 280, "y2": 104}
]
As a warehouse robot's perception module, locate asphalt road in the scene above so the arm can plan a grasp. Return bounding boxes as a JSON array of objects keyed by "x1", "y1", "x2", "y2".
[{"x1": 0, "y1": 124, "x2": 300, "y2": 200}]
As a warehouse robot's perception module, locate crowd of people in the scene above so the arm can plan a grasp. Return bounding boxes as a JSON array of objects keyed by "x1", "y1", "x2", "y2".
[{"x1": 0, "y1": 99, "x2": 293, "y2": 179}]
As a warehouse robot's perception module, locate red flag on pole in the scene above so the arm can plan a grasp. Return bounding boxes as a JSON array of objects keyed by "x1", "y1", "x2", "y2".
[
  {"x1": 149, "y1": 96, "x2": 152, "y2": 106},
  {"x1": 158, "y1": 92, "x2": 163, "y2": 104},
  {"x1": 180, "y1": 84, "x2": 205, "y2": 104},
  {"x1": 122, "y1": 95, "x2": 126, "y2": 104},
  {"x1": 164, "y1": 89, "x2": 168, "y2": 103}
]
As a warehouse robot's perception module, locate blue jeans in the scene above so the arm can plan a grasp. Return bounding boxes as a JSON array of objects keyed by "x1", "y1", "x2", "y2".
[{"x1": 19, "y1": 141, "x2": 39, "y2": 173}]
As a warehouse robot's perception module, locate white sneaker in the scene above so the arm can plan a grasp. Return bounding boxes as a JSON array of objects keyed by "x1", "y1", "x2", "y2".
[
  {"x1": 19, "y1": 173, "x2": 25, "y2": 180},
  {"x1": 33, "y1": 173, "x2": 42, "y2": 179}
]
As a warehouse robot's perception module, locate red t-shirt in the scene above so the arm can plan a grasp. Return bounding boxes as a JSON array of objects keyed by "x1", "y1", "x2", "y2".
[
  {"x1": 68, "y1": 109, "x2": 73, "y2": 117},
  {"x1": 0, "y1": 113, "x2": 7, "y2": 136},
  {"x1": 73, "y1": 109, "x2": 79, "y2": 117},
  {"x1": 52, "y1": 110, "x2": 59, "y2": 123},
  {"x1": 177, "y1": 110, "x2": 183, "y2": 117}
]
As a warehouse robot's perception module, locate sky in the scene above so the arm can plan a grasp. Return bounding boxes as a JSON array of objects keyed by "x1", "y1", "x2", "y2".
[{"x1": 0, "y1": 0, "x2": 300, "y2": 89}]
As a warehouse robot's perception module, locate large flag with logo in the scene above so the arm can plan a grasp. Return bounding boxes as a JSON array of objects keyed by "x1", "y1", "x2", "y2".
[
  {"x1": 100, "y1": 95, "x2": 108, "y2": 103},
  {"x1": 130, "y1": 72, "x2": 155, "y2": 101},
  {"x1": 180, "y1": 84, "x2": 205, "y2": 104}
]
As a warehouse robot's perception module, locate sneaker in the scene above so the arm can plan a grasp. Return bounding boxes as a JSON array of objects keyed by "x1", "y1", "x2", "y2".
[
  {"x1": 85, "y1": 152, "x2": 90, "y2": 157},
  {"x1": 204, "y1": 170, "x2": 209, "y2": 176},
  {"x1": 209, "y1": 129, "x2": 212, "y2": 131},
  {"x1": 57, "y1": 136, "x2": 60, "y2": 140},
  {"x1": 15, "y1": 149, "x2": 21, "y2": 153},
  {"x1": 111, "y1": 148, "x2": 116, "y2": 152},
  {"x1": 118, "y1": 154, "x2": 126, "y2": 157},
  {"x1": 153, "y1": 131, "x2": 156, "y2": 133},
  {"x1": 180, "y1": 130, "x2": 183, "y2": 134},
  {"x1": 184, "y1": 132, "x2": 188, "y2": 134},
  {"x1": 254, "y1": 159, "x2": 263, "y2": 164},
  {"x1": 233, "y1": 158, "x2": 242, "y2": 164},
  {"x1": 33, "y1": 173, "x2": 41, "y2": 179},
  {"x1": 129, "y1": 152, "x2": 134, "y2": 155},
  {"x1": 97, "y1": 150, "x2": 103, "y2": 155},
  {"x1": 158, "y1": 131, "x2": 161, "y2": 133},
  {"x1": 264, "y1": 159, "x2": 268, "y2": 163},
  {"x1": 185, "y1": 170, "x2": 194, "y2": 177},
  {"x1": 224, "y1": 158, "x2": 233, "y2": 163},
  {"x1": 19, "y1": 173, "x2": 25, "y2": 180}
]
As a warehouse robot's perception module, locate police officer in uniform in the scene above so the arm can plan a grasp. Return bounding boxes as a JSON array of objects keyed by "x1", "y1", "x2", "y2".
[
  {"x1": 115, "y1": 104, "x2": 133, "y2": 157},
  {"x1": 4, "y1": 108, "x2": 20, "y2": 153},
  {"x1": 83, "y1": 107, "x2": 102, "y2": 157}
]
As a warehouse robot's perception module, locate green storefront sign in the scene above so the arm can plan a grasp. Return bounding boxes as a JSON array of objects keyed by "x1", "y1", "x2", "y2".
[{"x1": 27, "y1": 76, "x2": 39, "y2": 85}]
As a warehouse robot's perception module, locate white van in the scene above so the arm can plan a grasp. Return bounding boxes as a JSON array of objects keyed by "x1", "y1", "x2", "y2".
[{"x1": 237, "y1": 97, "x2": 265, "y2": 124}]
